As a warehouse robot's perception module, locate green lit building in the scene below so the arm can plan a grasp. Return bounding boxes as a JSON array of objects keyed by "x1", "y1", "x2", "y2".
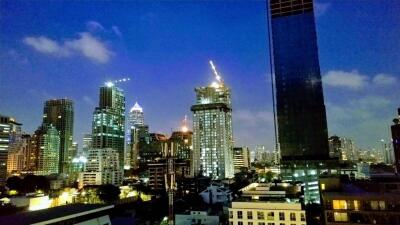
[
  {"x1": 34, "y1": 124, "x2": 61, "y2": 175},
  {"x1": 43, "y1": 99, "x2": 74, "y2": 173},
  {"x1": 92, "y1": 82, "x2": 125, "y2": 172},
  {"x1": 191, "y1": 64, "x2": 234, "y2": 180}
]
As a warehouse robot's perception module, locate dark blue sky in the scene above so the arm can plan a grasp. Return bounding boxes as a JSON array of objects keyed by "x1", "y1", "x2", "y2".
[{"x1": 1, "y1": 0, "x2": 399, "y2": 151}]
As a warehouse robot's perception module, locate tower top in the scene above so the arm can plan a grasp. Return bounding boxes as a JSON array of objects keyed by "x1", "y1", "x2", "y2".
[{"x1": 130, "y1": 102, "x2": 143, "y2": 113}]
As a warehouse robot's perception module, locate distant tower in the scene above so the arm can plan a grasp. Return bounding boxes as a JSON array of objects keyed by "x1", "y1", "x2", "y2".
[
  {"x1": 42, "y1": 99, "x2": 74, "y2": 173},
  {"x1": 129, "y1": 102, "x2": 144, "y2": 127},
  {"x1": 168, "y1": 116, "x2": 193, "y2": 161},
  {"x1": 127, "y1": 102, "x2": 145, "y2": 169},
  {"x1": 392, "y1": 108, "x2": 400, "y2": 174},
  {"x1": 92, "y1": 81, "x2": 125, "y2": 173},
  {"x1": 191, "y1": 61, "x2": 234, "y2": 179}
]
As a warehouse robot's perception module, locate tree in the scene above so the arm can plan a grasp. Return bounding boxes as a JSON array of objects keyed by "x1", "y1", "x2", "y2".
[
  {"x1": 6, "y1": 176, "x2": 23, "y2": 192},
  {"x1": 97, "y1": 184, "x2": 120, "y2": 203}
]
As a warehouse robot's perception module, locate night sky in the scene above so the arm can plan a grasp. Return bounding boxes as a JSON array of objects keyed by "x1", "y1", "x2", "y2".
[{"x1": 0, "y1": 0, "x2": 399, "y2": 151}]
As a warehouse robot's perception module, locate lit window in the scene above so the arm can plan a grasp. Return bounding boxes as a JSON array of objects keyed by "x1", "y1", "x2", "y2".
[
  {"x1": 333, "y1": 200, "x2": 347, "y2": 210},
  {"x1": 334, "y1": 212, "x2": 348, "y2": 222},
  {"x1": 321, "y1": 183, "x2": 325, "y2": 190},
  {"x1": 354, "y1": 200, "x2": 359, "y2": 211}
]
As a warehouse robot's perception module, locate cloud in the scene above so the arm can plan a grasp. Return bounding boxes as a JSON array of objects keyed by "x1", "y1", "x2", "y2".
[
  {"x1": 23, "y1": 36, "x2": 70, "y2": 56},
  {"x1": 234, "y1": 109, "x2": 274, "y2": 127},
  {"x1": 326, "y1": 95, "x2": 394, "y2": 149},
  {"x1": 112, "y1": 26, "x2": 122, "y2": 37},
  {"x1": 65, "y1": 32, "x2": 113, "y2": 63},
  {"x1": 314, "y1": 3, "x2": 330, "y2": 17},
  {"x1": 323, "y1": 70, "x2": 368, "y2": 90},
  {"x1": 23, "y1": 32, "x2": 113, "y2": 63},
  {"x1": 86, "y1": 21, "x2": 105, "y2": 32},
  {"x1": 372, "y1": 73, "x2": 397, "y2": 86}
]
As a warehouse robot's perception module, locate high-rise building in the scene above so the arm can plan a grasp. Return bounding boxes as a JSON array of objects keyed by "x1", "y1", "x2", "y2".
[
  {"x1": 168, "y1": 118, "x2": 193, "y2": 161},
  {"x1": 82, "y1": 134, "x2": 92, "y2": 156},
  {"x1": 43, "y1": 99, "x2": 74, "y2": 173},
  {"x1": 7, "y1": 134, "x2": 31, "y2": 176},
  {"x1": 392, "y1": 108, "x2": 400, "y2": 174},
  {"x1": 268, "y1": 0, "x2": 332, "y2": 203},
  {"x1": 33, "y1": 125, "x2": 61, "y2": 175},
  {"x1": 78, "y1": 148, "x2": 121, "y2": 188},
  {"x1": 328, "y1": 136, "x2": 341, "y2": 159},
  {"x1": 0, "y1": 115, "x2": 22, "y2": 184},
  {"x1": 269, "y1": 0, "x2": 329, "y2": 161},
  {"x1": 191, "y1": 64, "x2": 234, "y2": 179},
  {"x1": 126, "y1": 102, "x2": 145, "y2": 169},
  {"x1": 233, "y1": 147, "x2": 250, "y2": 172},
  {"x1": 92, "y1": 82, "x2": 125, "y2": 171}
]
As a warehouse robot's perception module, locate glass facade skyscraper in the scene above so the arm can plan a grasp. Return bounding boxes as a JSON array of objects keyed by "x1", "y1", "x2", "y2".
[
  {"x1": 269, "y1": 0, "x2": 329, "y2": 161},
  {"x1": 191, "y1": 77, "x2": 234, "y2": 179},
  {"x1": 268, "y1": 0, "x2": 331, "y2": 203},
  {"x1": 43, "y1": 99, "x2": 74, "y2": 173},
  {"x1": 92, "y1": 82, "x2": 125, "y2": 172}
]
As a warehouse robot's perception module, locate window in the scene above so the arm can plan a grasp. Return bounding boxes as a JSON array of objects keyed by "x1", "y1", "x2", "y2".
[
  {"x1": 321, "y1": 183, "x2": 325, "y2": 190},
  {"x1": 267, "y1": 223, "x2": 275, "y2": 225},
  {"x1": 290, "y1": 213, "x2": 296, "y2": 221},
  {"x1": 238, "y1": 222, "x2": 243, "y2": 225},
  {"x1": 280, "y1": 224, "x2": 285, "y2": 225},
  {"x1": 333, "y1": 200, "x2": 347, "y2": 210},
  {"x1": 371, "y1": 201, "x2": 385, "y2": 210},
  {"x1": 229, "y1": 222, "x2": 233, "y2": 225},
  {"x1": 300, "y1": 213, "x2": 305, "y2": 221},
  {"x1": 257, "y1": 212, "x2": 265, "y2": 220},
  {"x1": 229, "y1": 211, "x2": 233, "y2": 219},
  {"x1": 258, "y1": 223, "x2": 265, "y2": 225},
  {"x1": 248, "y1": 222, "x2": 253, "y2": 225},
  {"x1": 267, "y1": 212, "x2": 274, "y2": 220},
  {"x1": 247, "y1": 211, "x2": 253, "y2": 219},
  {"x1": 238, "y1": 211, "x2": 243, "y2": 219},
  {"x1": 354, "y1": 200, "x2": 359, "y2": 211},
  {"x1": 279, "y1": 212, "x2": 285, "y2": 221},
  {"x1": 333, "y1": 212, "x2": 348, "y2": 222}
]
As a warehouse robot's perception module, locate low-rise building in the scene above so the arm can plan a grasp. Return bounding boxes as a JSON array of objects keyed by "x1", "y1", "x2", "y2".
[
  {"x1": 229, "y1": 182, "x2": 306, "y2": 225},
  {"x1": 320, "y1": 175, "x2": 400, "y2": 225},
  {"x1": 176, "y1": 211, "x2": 219, "y2": 225},
  {"x1": 199, "y1": 183, "x2": 232, "y2": 205}
]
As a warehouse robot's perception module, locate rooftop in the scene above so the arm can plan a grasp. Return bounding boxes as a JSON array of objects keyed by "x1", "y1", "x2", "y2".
[{"x1": 0, "y1": 204, "x2": 114, "y2": 225}]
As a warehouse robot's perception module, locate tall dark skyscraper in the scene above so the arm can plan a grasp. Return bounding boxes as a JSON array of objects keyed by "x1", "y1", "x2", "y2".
[
  {"x1": 392, "y1": 108, "x2": 400, "y2": 174},
  {"x1": 269, "y1": 0, "x2": 329, "y2": 161},
  {"x1": 43, "y1": 99, "x2": 73, "y2": 173},
  {"x1": 92, "y1": 82, "x2": 125, "y2": 171}
]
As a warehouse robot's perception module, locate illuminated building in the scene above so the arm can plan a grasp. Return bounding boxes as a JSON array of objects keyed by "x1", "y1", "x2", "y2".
[
  {"x1": 168, "y1": 117, "x2": 193, "y2": 161},
  {"x1": 268, "y1": 0, "x2": 333, "y2": 203},
  {"x1": 176, "y1": 211, "x2": 219, "y2": 225},
  {"x1": 92, "y1": 82, "x2": 125, "y2": 171},
  {"x1": 392, "y1": 108, "x2": 400, "y2": 174},
  {"x1": 138, "y1": 132, "x2": 167, "y2": 162},
  {"x1": 7, "y1": 134, "x2": 31, "y2": 176},
  {"x1": 0, "y1": 115, "x2": 22, "y2": 184},
  {"x1": 33, "y1": 125, "x2": 61, "y2": 175},
  {"x1": 126, "y1": 102, "x2": 145, "y2": 169},
  {"x1": 82, "y1": 134, "x2": 92, "y2": 156},
  {"x1": 146, "y1": 159, "x2": 190, "y2": 191},
  {"x1": 233, "y1": 147, "x2": 250, "y2": 172},
  {"x1": 229, "y1": 183, "x2": 306, "y2": 225},
  {"x1": 43, "y1": 99, "x2": 74, "y2": 173},
  {"x1": 79, "y1": 148, "x2": 121, "y2": 188},
  {"x1": 191, "y1": 61, "x2": 234, "y2": 179},
  {"x1": 320, "y1": 175, "x2": 400, "y2": 224}
]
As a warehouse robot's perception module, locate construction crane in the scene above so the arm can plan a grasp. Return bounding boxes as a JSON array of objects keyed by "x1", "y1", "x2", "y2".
[
  {"x1": 209, "y1": 60, "x2": 223, "y2": 84},
  {"x1": 105, "y1": 77, "x2": 131, "y2": 87}
]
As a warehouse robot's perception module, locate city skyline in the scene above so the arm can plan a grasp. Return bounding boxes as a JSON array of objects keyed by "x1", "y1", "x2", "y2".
[{"x1": 1, "y1": 1, "x2": 399, "y2": 151}]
